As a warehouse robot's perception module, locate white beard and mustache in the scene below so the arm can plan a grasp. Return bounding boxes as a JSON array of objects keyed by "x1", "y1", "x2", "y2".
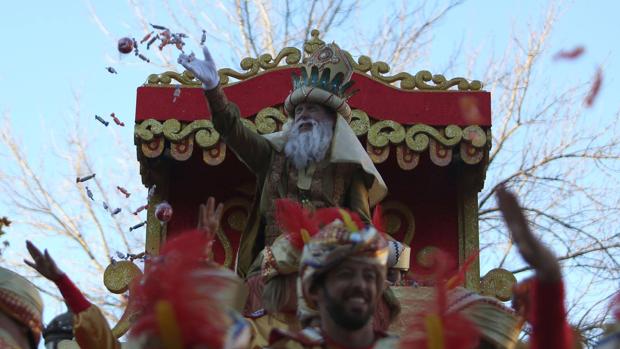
[{"x1": 284, "y1": 117, "x2": 334, "y2": 170}]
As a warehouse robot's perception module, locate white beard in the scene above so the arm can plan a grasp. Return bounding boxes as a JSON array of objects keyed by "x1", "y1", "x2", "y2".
[{"x1": 284, "y1": 118, "x2": 334, "y2": 170}]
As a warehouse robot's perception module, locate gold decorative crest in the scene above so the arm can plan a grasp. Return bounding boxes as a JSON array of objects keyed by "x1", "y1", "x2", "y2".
[
  {"x1": 145, "y1": 30, "x2": 482, "y2": 91},
  {"x1": 135, "y1": 107, "x2": 489, "y2": 169}
]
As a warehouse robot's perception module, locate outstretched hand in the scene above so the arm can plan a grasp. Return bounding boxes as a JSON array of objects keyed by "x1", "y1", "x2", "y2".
[
  {"x1": 178, "y1": 46, "x2": 219, "y2": 90},
  {"x1": 24, "y1": 240, "x2": 64, "y2": 282},
  {"x1": 198, "y1": 196, "x2": 224, "y2": 236},
  {"x1": 496, "y1": 185, "x2": 561, "y2": 282}
]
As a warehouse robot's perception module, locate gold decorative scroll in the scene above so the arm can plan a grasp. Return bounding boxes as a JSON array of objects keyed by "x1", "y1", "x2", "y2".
[
  {"x1": 141, "y1": 137, "x2": 164, "y2": 158},
  {"x1": 350, "y1": 109, "x2": 370, "y2": 136},
  {"x1": 145, "y1": 30, "x2": 482, "y2": 91},
  {"x1": 382, "y1": 201, "x2": 415, "y2": 245},
  {"x1": 146, "y1": 70, "x2": 202, "y2": 86},
  {"x1": 255, "y1": 107, "x2": 287, "y2": 134},
  {"x1": 135, "y1": 115, "x2": 489, "y2": 169},
  {"x1": 416, "y1": 246, "x2": 439, "y2": 268},
  {"x1": 429, "y1": 138, "x2": 452, "y2": 167},
  {"x1": 170, "y1": 137, "x2": 193, "y2": 161},
  {"x1": 480, "y1": 268, "x2": 517, "y2": 302},
  {"x1": 366, "y1": 142, "x2": 389, "y2": 163},
  {"x1": 203, "y1": 142, "x2": 226, "y2": 166},
  {"x1": 396, "y1": 144, "x2": 420, "y2": 170}
]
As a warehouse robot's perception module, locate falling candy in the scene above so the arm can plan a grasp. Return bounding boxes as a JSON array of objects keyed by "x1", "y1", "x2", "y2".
[
  {"x1": 200, "y1": 30, "x2": 206, "y2": 45},
  {"x1": 76, "y1": 174, "x2": 96, "y2": 183},
  {"x1": 554, "y1": 46, "x2": 585, "y2": 61},
  {"x1": 111, "y1": 208, "x2": 122, "y2": 216},
  {"x1": 150, "y1": 23, "x2": 169, "y2": 31},
  {"x1": 110, "y1": 113, "x2": 125, "y2": 127},
  {"x1": 132, "y1": 204, "x2": 148, "y2": 215},
  {"x1": 129, "y1": 221, "x2": 147, "y2": 232},
  {"x1": 133, "y1": 38, "x2": 139, "y2": 56},
  {"x1": 103, "y1": 202, "x2": 109, "y2": 211},
  {"x1": 155, "y1": 201, "x2": 173, "y2": 224},
  {"x1": 106, "y1": 67, "x2": 118, "y2": 74},
  {"x1": 138, "y1": 53, "x2": 150, "y2": 63},
  {"x1": 172, "y1": 85, "x2": 181, "y2": 103},
  {"x1": 117, "y1": 37, "x2": 133, "y2": 54},
  {"x1": 85, "y1": 186, "x2": 94, "y2": 201},
  {"x1": 140, "y1": 31, "x2": 154, "y2": 44},
  {"x1": 146, "y1": 35, "x2": 158, "y2": 50},
  {"x1": 117, "y1": 186, "x2": 131, "y2": 198},
  {"x1": 95, "y1": 115, "x2": 109, "y2": 127},
  {"x1": 585, "y1": 67, "x2": 603, "y2": 107}
]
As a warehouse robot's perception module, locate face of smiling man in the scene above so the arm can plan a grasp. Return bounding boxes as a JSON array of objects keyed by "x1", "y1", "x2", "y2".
[{"x1": 314, "y1": 259, "x2": 383, "y2": 331}]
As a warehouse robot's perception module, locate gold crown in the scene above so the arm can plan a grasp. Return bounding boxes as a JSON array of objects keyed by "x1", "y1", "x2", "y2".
[
  {"x1": 285, "y1": 31, "x2": 355, "y2": 121},
  {"x1": 292, "y1": 42, "x2": 354, "y2": 98}
]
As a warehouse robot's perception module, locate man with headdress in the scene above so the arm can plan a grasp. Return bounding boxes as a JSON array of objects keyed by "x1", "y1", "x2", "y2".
[
  {"x1": 178, "y1": 40, "x2": 387, "y2": 277},
  {"x1": 0, "y1": 266, "x2": 43, "y2": 349},
  {"x1": 269, "y1": 207, "x2": 398, "y2": 348}
]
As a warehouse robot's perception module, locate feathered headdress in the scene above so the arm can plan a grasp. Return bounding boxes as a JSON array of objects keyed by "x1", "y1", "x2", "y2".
[{"x1": 130, "y1": 231, "x2": 245, "y2": 349}]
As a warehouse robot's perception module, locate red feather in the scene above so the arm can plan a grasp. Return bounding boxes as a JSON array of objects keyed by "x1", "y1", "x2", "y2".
[
  {"x1": 274, "y1": 199, "x2": 319, "y2": 250},
  {"x1": 313, "y1": 207, "x2": 364, "y2": 231},
  {"x1": 130, "y1": 231, "x2": 228, "y2": 348}
]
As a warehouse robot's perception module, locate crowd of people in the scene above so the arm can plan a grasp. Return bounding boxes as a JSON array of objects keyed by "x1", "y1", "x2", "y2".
[{"x1": 1, "y1": 40, "x2": 618, "y2": 348}]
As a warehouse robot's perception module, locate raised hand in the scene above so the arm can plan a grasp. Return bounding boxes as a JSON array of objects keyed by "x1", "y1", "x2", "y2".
[
  {"x1": 178, "y1": 45, "x2": 219, "y2": 90},
  {"x1": 24, "y1": 240, "x2": 64, "y2": 282},
  {"x1": 496, "y1": 185, "x2": 561, "y2": 282},
  {"x1": 198, "y1": 196, "x2": 224, "y2": 236}
]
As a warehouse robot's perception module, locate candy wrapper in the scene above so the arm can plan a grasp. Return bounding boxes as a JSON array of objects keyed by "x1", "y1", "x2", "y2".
[
  {"x1": 117, "y1": 37, "x2": 133, "y2": 54},
  {"x1": 133, "y1": 204, "x2": 148, "y2": 215},
  {"x1": 95, "y1": 115, "x2": 109, "y2": 126},
  {"x1": 130, "y1": 221, "x2": 146, "y2": 232},
  {"x1": 110, "y1": 113, "x2": 125, "y2": 127},
  {"x1": 117, "y1": 186, "x2": 131, "y2": 198},
  {"x1": 76, "y1": 174, "x2": 96, "y2": 183},
  {"x1": 155, "y1": 201, "x2": 173, "y2": 224}
]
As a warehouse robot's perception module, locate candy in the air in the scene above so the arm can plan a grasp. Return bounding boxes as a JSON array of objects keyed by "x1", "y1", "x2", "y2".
[
  {"x1": 132, "y1": 204, "x2": 148, "y2": 215},
  {"x1": 117, "y1": 186, "x2": 131, "y2": 198},
  {"x1": 155, "y1": 201, "x2": 173, "y2": 223},
  {"x1": 85, "y1": 186, "x2": 94, "y2": 201},
  {"x1": 76, "y1": 174, "x2": 96, "y2": 183},
  {"x1": 106, "y1": 67, "x2": 118, "y2": 74},
  {"x1": 95, "y1": 115, "x2": 109, "y2": 127},
  {"x1": 117, "y1": 37, "x2": 134, "y2": 54},
  {"x1": 129, "y1": 221, "x2": 146, "y2": 232},
  {"x1": 110, "y1": 113, "x2": 125, "y2": 127}
]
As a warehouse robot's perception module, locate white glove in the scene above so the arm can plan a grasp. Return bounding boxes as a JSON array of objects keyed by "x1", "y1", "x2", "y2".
[{"x1": 178, "y1": 46, "x2": 219, "y2": 90}]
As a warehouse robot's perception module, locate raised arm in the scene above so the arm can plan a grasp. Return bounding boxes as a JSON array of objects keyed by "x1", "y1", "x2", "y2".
[
  {"x1": 178, "y1": 46, "x2": 272, "y2": 174},
  {"x1": 25, "y1": 241, "x2": 120, "y2": 349},
  {"x1": 496, "y1": 186, "x2": 572, "y2": 349}
]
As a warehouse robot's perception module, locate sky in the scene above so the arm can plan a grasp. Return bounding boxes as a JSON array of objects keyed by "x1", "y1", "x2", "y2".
[{"x1": 0, "y1": 0, "x2": 618, "y2": 342}]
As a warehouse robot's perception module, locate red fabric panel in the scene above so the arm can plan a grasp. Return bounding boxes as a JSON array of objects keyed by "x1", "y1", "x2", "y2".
[
  {"x1": 165, "y1": 151, "x2": 254, "y2": 266},
  {"x1": 375, "y1": 154, "x2": 460, "y2": 276},
  {"x1": 135, "y1": 68, "x2": 491, "y2": 126}
]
